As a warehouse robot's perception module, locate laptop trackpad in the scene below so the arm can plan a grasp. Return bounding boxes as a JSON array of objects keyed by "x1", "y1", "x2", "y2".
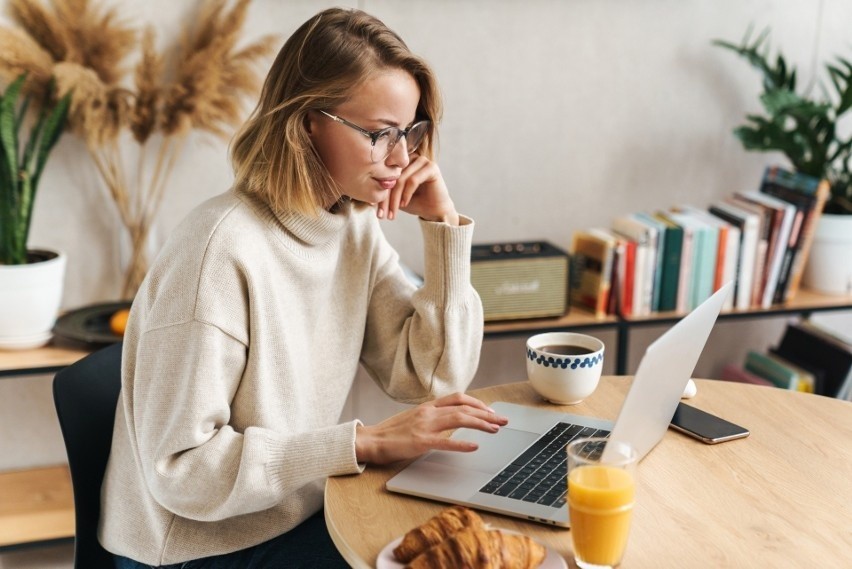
[{"x1": 422, "y1": 427, "x2": 540, "y2": 474}]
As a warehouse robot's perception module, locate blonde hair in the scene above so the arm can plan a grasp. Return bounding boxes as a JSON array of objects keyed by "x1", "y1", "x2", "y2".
[{"x1": 230, "y1": 8, "x2": 442, "y2": 215}]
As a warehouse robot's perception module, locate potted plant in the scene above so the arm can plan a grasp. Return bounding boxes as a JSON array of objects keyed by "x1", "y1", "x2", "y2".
[
  {"x1": 0, "y1": 73, "x2": 71, "y2": 349},
  {"x1": 715, "y1": 28, "x2": 852, "y2": 295}
]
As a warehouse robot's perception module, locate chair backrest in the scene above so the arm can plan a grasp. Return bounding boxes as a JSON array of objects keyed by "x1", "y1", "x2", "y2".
[{"x1": 53, "y1": 342, "x2": 123, "y2": 569}]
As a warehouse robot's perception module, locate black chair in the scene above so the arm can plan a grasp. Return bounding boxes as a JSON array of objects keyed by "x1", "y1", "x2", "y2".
[{"x1": 53, "y1": 342, "x2": 123, "y2": 569}]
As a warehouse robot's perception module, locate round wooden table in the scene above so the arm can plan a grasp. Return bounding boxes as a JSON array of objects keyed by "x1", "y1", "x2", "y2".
[{"x1": 325, "y1": 378, "x2": 852, "y2": 568}]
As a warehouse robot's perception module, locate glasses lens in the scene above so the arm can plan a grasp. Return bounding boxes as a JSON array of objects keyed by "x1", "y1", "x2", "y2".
[
  {"x1": 370, "y1": 122, "x2": 431, "y2": 162},
  {"x1": 406, "y1": 122, "x2": 429, "y2": 154},
  {"x1": 371, "y1": 128, "x2": 397, "y2": 163}
]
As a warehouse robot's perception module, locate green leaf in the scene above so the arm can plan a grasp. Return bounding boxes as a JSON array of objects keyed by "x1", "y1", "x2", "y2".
[
  {"x1": 0, "y1": 74, "x2": 25, "y2": 198},
  {"x1": 30, "y1": 91, "x2": 70, "y2": 189}
]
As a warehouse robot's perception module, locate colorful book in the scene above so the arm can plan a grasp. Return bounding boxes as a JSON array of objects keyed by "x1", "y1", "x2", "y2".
[
  {"x1": 709, "y1": 202, "x2": 759, "y2": 310},
  {"x1": 759, "y1": 166, "x2": 831, "y2": 301},
  {"x1": 651, "y1": 213, "x2": 684, "y2": 312},
  {"x1": 631, "y1": 213, "x2": 666, "y2": 312},
  {"x1": 735, "y1": 191, "x2": 796, "y2": 308},
  {"x1": 744, "y1": 350, "x2": 799, "y2": 390},
  {"x1": 570, "y1": 229, "x2": 616, "y2": 318},
  {"x1": 774, "y1": 321, "x2": 852, "y2": 397},
  {"x1": 612, "y1": 215, "x2": 654, "y2": 316},
  {"x1": 727, "y1": 197, "x2": 770, "y2": 307},
  {"x1": 765, "y1": 353, "x2": 815, "y2": 393},
  {"x1": 668, "y1": 210, "x2": 717, "y2": 310}
]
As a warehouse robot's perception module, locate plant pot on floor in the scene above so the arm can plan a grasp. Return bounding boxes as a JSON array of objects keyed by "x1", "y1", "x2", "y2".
[
  {"x1": 802, "y1": 214, "x2": 852, "y2": 296},
  {"x1": 0, "y1": 249, "x2": 67, "y2": 349}
]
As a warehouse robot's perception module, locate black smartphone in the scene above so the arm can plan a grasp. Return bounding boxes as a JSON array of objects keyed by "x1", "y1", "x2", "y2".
[{"x1": 669, "y1": 402, "x2": 750, "y2": 444}]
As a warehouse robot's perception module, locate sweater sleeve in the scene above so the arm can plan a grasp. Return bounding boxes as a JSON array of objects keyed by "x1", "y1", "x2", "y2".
[
  {"x1": 359, "y1": 215, "x2": 484, "y2": 403},
  {"x1": 130, "y1": 320, "x2": 363, "y2": 522}
]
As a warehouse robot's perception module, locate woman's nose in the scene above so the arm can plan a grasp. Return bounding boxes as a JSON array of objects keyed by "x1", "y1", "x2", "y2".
[{"x1": 385, "y1": 137, "x2": 410, "y2": 168}]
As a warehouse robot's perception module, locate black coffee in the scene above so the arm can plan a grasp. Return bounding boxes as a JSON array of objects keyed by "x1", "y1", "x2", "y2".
[{"x1": 538, "y1": 344, "x2": 593, "y2": 356}]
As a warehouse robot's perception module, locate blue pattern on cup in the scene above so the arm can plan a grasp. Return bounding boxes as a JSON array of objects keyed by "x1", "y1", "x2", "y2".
[{"x1": 527, "y1": 347, "x2": 603, "y2": 370}]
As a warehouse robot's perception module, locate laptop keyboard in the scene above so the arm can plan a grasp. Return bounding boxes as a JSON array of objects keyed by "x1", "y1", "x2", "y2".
[{"x1": 478, "y1": 422, "x2": 611, "y2": 508}]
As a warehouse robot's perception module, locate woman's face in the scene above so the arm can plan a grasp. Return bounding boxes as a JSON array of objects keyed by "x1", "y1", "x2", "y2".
[{"x1": 308, "y1": 68, "x2": 421, "y2": 208}]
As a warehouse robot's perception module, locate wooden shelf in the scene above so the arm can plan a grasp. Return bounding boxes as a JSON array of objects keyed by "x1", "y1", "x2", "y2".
[
  {"x1": 0, "y1": 342, "x2": 92, "y2": 378},
  {"x1": 622, "y1": 288, "x2": 852, "y2": 323},
  {"x1": 0, "y1": 465, "x2": 74, "y2": 548},
  {"x1": 484, "y1": 307, "x2": 616, "y2": 335}
]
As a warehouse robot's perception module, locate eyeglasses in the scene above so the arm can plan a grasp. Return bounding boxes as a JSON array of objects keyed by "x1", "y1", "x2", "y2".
[{"x1": 319, "y1": 110, "x2": 430, "y2": 163}]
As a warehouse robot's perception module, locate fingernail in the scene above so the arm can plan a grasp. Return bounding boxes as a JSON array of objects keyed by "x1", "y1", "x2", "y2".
[
  {"x1": 388, "y1": 211, "x2": 394, "y2": 220},
  {"x1": 377, "y1": 209, "x2": 384, "y2": 218},
  {"x1": 487, "y1": 407, "x2": 496, "y2": 414},
  {"x1": 491, "y1": 425, "x2": 499, "y2": 432}
]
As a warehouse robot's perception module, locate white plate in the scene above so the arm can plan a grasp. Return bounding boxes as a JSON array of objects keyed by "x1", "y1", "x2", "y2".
[{"x1": 376, "y1": 529, "x2": 567, "y2": 569}]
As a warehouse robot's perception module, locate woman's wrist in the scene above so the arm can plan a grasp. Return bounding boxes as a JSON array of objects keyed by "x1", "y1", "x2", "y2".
[
  {"x1": 355, "y1": 423, "x2": 375, "y2": 463},
  {"x1": 420, "y1": 208, "x2": 460, "y2": 226}
]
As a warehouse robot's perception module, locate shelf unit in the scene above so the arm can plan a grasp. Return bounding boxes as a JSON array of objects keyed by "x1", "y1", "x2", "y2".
[
  {"x1": 484, "y1": 287, "x2": 852, "y2": 375},
  {"x1": 1, "y1": 287, "x2": 851, "y2": 550}
]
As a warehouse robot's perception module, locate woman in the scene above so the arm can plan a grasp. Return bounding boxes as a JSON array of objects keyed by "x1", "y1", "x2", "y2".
[{"x1": 102, "y1": 7, "x2": 507, "y2": 568}]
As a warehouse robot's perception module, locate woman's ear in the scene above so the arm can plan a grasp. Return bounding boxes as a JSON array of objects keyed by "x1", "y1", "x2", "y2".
[{"x1": 304, "y1": 110, "x2": 316, "y2": 136}]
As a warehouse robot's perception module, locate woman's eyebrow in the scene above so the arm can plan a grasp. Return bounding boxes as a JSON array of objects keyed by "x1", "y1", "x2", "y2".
[{"x1": 373, "y1": 116, "x2": 417, "y2": 128}]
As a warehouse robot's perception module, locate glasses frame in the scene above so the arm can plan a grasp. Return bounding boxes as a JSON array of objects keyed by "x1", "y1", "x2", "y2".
[{"x1": 318, "y1": 110, "x2": 430, "y2": 163}]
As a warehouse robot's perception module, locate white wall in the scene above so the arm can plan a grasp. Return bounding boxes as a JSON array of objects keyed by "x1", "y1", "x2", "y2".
[{"x1": 3, "y1": 0, "x2": 852, "y2": 465}]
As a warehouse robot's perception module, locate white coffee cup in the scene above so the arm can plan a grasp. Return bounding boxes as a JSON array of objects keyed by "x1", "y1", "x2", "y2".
[{"x1": 526, "y1": 332, "x2": 605, "y2": 404}]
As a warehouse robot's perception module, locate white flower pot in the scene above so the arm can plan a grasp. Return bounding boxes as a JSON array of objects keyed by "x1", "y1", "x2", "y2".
[
  {"x1": 802, "y1": 214, "x2": 852, "y2": 296},
  {"x1": 0, "y1": 249, "x2": 67, "y2": 350}
]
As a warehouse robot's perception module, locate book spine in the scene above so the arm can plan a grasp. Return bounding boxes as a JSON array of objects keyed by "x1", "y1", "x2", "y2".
[
  {"x1": 785, "y1": 179, "x2": 830, "y2": 298},
  {"x1": 658, "y1": 226, "x2": 682, "y2": 312}
]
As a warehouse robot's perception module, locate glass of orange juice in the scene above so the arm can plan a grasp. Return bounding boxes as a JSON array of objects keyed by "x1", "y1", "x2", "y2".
[{"x1": 567, "y1": 437, "x2": 637, "y2": 569}]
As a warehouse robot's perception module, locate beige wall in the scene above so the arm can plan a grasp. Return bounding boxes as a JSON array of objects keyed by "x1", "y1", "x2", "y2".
[{"x1": 3, "y1": 0, "x2": 852, "y2": 468}]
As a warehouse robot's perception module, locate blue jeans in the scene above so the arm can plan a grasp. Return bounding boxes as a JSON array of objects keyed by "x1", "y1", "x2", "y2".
[{"x1": 113, "y1": 510, "x2": 349, "y2": 568}]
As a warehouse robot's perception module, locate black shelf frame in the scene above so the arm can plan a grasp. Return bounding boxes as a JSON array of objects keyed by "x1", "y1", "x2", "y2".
[{"x1": 485, "y1": 302, "x2": 852, "y2": 375}]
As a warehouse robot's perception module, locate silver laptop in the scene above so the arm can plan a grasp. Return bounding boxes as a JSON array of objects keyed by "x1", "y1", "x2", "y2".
[{"x1": 386, "y1": 282, "x2": 732, "y2": 527}]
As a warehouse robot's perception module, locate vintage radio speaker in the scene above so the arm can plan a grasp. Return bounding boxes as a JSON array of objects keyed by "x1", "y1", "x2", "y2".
[{"x1": 471, "y1": 241, "x2": 569, "y2": 321}]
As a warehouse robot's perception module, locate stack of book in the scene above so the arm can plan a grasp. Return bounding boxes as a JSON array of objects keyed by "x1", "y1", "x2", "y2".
[
  {"x1": 570, "y1": 166, "x2": 830, "y2": 317},
  {"x1": 721, "y1": 320, "x2": 852, "y2": 400}
]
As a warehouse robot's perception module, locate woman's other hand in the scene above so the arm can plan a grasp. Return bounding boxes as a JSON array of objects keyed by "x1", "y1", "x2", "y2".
[
  {"x1": 354, "y1": 392, "x2": 509, "y2": 464},
  {"x1": 378, "y1": 153, "x2": 460, "y2": 226}
]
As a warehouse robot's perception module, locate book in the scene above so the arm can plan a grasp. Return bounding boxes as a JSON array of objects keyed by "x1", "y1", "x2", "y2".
[
  {"x1": 759, "y1": 166, "x2": 831, "y2": 301},
  {"x1": 744, "y1": 350, "x2": 799, "y2": 390},
  {"x1": 650, "y1": 213, "x2": 684, "y2": 312},
  {"x1": 727, "y1": 197, "x2": 770, "y2": 307},
  {"x1": 656, "y1": 212, "x2": 694, "y2": 312},
  {"x1": 613, "y1": 215, "x2": 655, "y2": 316},
  {"x1": 593, "y1": 228, "x2": 632, "y2": 317},
  {"x1": 570, "y1": 229, "x2": 616, "y2": 318},
  {"x1": 631, "y1": 213, "x2": 666, "y2": 312},
  {"x1": 678, "y1": 206, "x2": 739, "y2": 310},
  {"x1": 708, "y1": 202, "x2": 760, "y2": 310},
  {"x1": 668, "y1": 210, "x2": 718, "y2": 310},
  {"x1": 735, "y1": 191, "x2": 796, "y2": 308},
  {"x1": 765, "y1": 352, "x2": 816, "y2": 393},
  {"x1": 720, "y1": 364, "x2": 775, "y2": 387},
  {"x1": 774, "y1": 321, "x2": 852, "y2": 397},
  {"x1": 767, "y1": 347, "x2": 826, "y2": 395}
]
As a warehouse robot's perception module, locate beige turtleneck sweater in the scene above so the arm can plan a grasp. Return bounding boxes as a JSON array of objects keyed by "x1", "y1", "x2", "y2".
[{"x1": 98, "y1": 191, "x2": 483, "y2": 565}]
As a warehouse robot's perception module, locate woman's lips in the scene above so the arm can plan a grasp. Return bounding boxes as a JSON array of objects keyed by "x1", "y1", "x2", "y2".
[{"x1": 375, "y1": 177, "x2": 398, "y2": 190}]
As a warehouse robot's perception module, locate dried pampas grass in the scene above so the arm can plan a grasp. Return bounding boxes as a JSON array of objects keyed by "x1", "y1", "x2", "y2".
[{"x1": 0, "y1": 0, "x2": 277, "y2": 298}]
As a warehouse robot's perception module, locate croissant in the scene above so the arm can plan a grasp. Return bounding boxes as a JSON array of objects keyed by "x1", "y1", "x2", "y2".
[
  {"x1": 405, "y1": 528, "x2": 547, "y2": 569},
  {"x1": 393, "y1": 506, "x2": 485, "y2": 563}
]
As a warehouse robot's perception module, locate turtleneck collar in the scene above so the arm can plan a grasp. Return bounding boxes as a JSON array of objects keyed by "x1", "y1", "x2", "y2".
[{"x1": 237, "y1": 191, "x2": 353, "y2": 248}]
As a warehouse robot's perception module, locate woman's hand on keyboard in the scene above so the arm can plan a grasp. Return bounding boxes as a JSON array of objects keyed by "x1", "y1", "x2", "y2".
[{"x1": 354, "y1": 392, "x2": 509, "y2": 464}]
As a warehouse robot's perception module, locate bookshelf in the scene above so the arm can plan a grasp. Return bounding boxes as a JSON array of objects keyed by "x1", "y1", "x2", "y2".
[
  {"x1": 482, "y1": 287, "x2": 852, "y2": 374},
  {"x1": 0, "y1": 287, "x2": 850, "y2": 550}
]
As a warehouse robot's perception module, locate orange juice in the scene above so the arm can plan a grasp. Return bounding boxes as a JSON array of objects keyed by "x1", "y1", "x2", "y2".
[{"x1": 568, "y1": 464, "x2": 635, "y2": 567}]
